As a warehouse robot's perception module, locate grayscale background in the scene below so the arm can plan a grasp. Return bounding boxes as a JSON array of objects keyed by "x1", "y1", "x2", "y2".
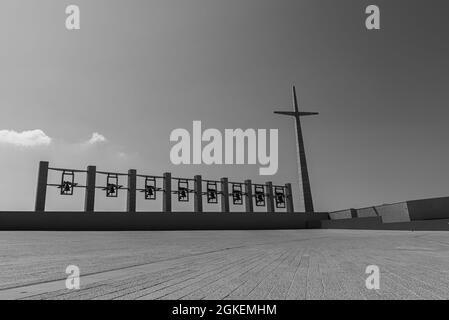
[{"x1": 1, "y1": 0, "x2": 448, "y2": 212}]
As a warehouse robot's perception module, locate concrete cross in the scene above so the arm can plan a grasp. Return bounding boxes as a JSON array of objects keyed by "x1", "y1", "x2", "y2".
[{"x1": 274, "y1": 86, "x2": 318, "y2": 212}]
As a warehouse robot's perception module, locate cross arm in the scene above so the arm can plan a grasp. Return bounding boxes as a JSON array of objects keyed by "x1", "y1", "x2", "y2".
[
  {"x1": 299, "y1": 111, "x2": 319, "y2": 116},
  {"x1": 274, "y1": 111, "x2": 296, "y2": 116},
  {"x1": 274, "y1": 111, "x2": 319, "y2": 117}
]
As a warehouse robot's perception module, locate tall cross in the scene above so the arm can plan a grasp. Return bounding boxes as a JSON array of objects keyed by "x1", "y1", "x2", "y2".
[{"x1": 274, "y1": 86, "x2": 318, "y2": 212}]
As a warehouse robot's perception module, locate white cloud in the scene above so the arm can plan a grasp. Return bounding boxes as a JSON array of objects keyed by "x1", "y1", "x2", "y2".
[
  {"x1": 0, "y1": 129, "x2": 52, "y2": 147},
  {"x1": 86, "y1": 132, "x2": 107, "y2": 145}
]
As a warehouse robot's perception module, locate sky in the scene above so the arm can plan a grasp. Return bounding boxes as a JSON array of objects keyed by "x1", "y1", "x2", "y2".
[{"x1": 0, "y1": 0, "x2": 448, "y2": 212}]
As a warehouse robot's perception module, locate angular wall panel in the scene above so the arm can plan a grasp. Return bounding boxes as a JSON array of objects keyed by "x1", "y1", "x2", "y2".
[
  {"x1": 356, "y1": 207, "x2": 378, "y2": 218},
  {"x1": 329, "y1": 209, "x2": 356, "y2": 220},
  {"x1": 375, "y1": 202, "x2": 410, "y2": 223},
  {"x1": 407, "y1": 196, "x2": 449, "y2": 221}
]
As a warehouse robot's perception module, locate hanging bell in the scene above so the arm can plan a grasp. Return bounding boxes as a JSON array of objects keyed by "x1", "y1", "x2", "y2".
[
  {"x1": 108, "y1": 184, "x2": 116, "y2": 194},
  {"x1": 277, "y1": 194, "x2": 284, "y2": 203},
  {"x1": 63, "y1": 182, "x2": 71, "y2": 193}
]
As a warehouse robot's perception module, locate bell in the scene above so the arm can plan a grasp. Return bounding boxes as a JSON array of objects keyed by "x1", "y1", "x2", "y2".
[
  {"x1": 276, "y1": 194, "x2": 285, "y2": 203},
  {"x1": 63, "y1": 182, "x2": 71, "y2": 192},
  {"x1": 180, "y1": 189, "x2": 187, "y2": 198},
  {"x1": 146, "y1": 186, "x2": 154, "y2": 196},
  {"x1": 108, "y1": 184, "x2": 116, "y2": 194},
  {"x1": 208, "y1": 190, "x2": 216, "y2": 199},
  {"x1": 234, "y1": 192, "x2": 241, "y2": 200}
]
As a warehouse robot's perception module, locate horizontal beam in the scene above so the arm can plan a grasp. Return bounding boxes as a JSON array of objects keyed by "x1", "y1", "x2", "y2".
[{"x1": 274, "y1": 111, "x2": 319, "y2": 116}]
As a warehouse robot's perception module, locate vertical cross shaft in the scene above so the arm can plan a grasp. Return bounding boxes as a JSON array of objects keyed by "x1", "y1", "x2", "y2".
[{"x1": 274, "y1": 86, "x2": 318, "y2": 212}]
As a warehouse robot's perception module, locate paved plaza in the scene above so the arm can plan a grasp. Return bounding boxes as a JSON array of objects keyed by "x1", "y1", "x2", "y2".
[{"x1": 0, "y1": 229, "x2": 448, "y2": 299}]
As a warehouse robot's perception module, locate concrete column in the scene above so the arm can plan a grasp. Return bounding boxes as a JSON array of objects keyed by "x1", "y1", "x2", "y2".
[
  {"x1": 244, "y1": 179, "x2": 253, "y2": 213},
  {"x1": 127, "y1": 169, "x2": 137, "y2": 212},
  {"x1": 266, "y1": 181, "x2": 275, "y2": 213},
  {"x1": 35, "y1": 161, "x2": 49, "y2": 212},
  {"x1": 194, "y1": 175, "x2": 203, "y2": 212},
  {"x1": 84, "y1": 166, "x2": 96, "y2": 212},
  {"x1": 163, "y1": 172, "x2": 172, "y2": 212},
  {"x1": 285, "y1": 183, "x2": 294, "y2": 213},
  {"x1": 220, "y1": 177, "x2": 230, "y2": 213}
]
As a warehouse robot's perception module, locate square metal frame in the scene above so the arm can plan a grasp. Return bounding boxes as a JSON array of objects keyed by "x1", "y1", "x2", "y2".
[
  {"x1": 106, "y1": 174, "x2": 119, "y2": 198},
  {"x1": 254, "y1": 184, "x2": 265, "y2": 207},
  {"x1": 274, "y1": 186, "x2": 286, "y2": 208},
  {"x1": 60, "y1": 170, "x2": 74, "y2": 196},
  {"x1": 232, "y1": 183, "x2": 243, "y2": 205},
  {"x1": 206, "y1": 181, "x2": 218, "y2": 204},
  {"x1": 177, "y1": 179, "x2": 189, "y2": 202},
  {"x1": 145, "y1": 177, "x2": 156, "y2": 200}
]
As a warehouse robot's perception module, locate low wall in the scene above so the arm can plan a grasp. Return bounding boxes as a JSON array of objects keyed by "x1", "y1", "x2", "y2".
[
  {"x1": 0, "y1": 211, "x2": 330, "y2": 231},
  {"x1": 356, "y1": 207, "x2": 378, "y2": 218},
  {"x1": 407, "y1": 196, "x2": 449, "y2": 220},
  {"x1": 321, "y1": 217, "x2": 449, "y2": 231},
  {"x1": 321, "y1": 217, "x2": 383, "y2": 229},
  {"x1": 329, "y1": 209, "x2": 356, "y2": 220},
  {"x1": 375, "y1": 202, "x2": 410, "y2": 223}
]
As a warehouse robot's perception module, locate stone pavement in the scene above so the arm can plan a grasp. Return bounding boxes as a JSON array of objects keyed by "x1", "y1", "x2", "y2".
[{"x1": 0, "y1": 230, "x2": 448, "y2": 299}]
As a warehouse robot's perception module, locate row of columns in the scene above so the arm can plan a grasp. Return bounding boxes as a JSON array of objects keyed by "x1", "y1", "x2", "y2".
[{"x1": 35, "y1": 161, "x2": 294, "y2": 213}]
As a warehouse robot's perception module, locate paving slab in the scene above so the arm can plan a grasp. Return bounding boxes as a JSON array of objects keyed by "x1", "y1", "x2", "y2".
[{"x1": 0, "y1": 230, "x2": 448, "y2": 300}]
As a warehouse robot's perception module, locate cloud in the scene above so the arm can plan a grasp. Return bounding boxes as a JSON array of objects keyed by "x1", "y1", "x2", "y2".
[
  {"x1": 86, "y1": 132, "x2": 107, "y2": 145},
  {"x1": 0, "y1": 129, "x2": 52, "y2": 147}
]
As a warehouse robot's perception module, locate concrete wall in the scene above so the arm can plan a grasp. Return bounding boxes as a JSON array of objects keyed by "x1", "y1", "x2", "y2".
[
  {"x1": 407, "y1": 196, "x2": 449, "y2": 221},
  {"x1": 321, "y1": 217, "x2": 449, "y2": 231},
  {"x1": 375, "y1": 202, "x2": 411, "y2": 223},
  {"x1": 356, "y1": 207, "x2": 378, "y2": 218},
  {"x1": 0, "y1": 211, "x2": 330, "y2": 231},
  {"x1": 321, "y1": 217, "x2": 383, "y2": 229},
  {"x1": 329, "y1": 209, "x2": 356, "y2": 220},
  {"x1": 325, "y1": 196, "x2": 449, "y2": 229}
]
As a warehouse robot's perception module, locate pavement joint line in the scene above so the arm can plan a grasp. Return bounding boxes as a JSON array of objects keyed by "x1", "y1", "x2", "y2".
[
  {"x1": 178, "y1": 248, "x2": 283, "y2": 300},
  {"x1": 201, "y1": 247, "x2": 288, "y2": 300},
  {"x1": 0, "y1": 240, "x2": 285, "y2": 293},
  {"x1": 206, "y1": 248, "x2": 287, "y2": 300},
  {"x1": 244, "y1": 248, "x2": 297, "y2": 299},
  {"x1": 0, "y1": 246, "x2": 260, "y2": 299},
  {"x1": 43, "y1": 248, "x2": 245, "y2": 300},
  {"x1": 134, "y1": 250, "x2": 267, "y2": 300},
  {"x1": 111, "y1": 249, "x2": 266, "y2": 300},
  {"x1": 223, "y1": 249, "x2": 292, "y2": 300}
]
